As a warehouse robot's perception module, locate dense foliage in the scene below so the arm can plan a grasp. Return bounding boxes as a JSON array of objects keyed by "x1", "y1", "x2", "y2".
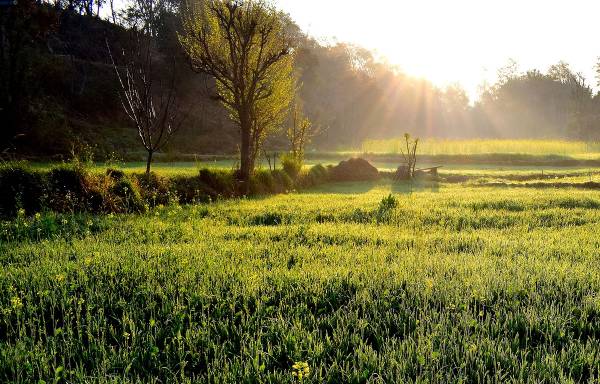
[{"x1": 1, "y1": 180, "x2": 600, "y2": 382}]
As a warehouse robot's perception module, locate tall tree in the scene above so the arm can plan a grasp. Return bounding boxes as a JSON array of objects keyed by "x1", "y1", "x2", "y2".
[
  {"x1": 179, "y1": 0, "x2": 295, "y2": 183},
  {"x1": 548, "y1": 62, "x2": 594, "y2": 138}
]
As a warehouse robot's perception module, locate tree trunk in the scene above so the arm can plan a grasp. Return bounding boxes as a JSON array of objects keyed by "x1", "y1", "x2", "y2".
[
  {"x1": 239, "y1": 111, "x2": 253, "y2": 183},
  {"x1": 146, "y1": 150, "x2": 153, "y2": 176}
]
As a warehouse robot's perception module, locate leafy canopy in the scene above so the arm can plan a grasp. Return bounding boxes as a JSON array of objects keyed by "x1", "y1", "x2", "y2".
[{"x1": 179, "y1": 0, "x2": 295, "y2": 131}]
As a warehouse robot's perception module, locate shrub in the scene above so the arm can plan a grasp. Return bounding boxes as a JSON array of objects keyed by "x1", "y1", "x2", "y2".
[
  {"x1": 251, "y1": 169, "x2": 275, "y2": 195},
  {"x1": 133, "y1": 172, "x2": 174, "y2": 207},
  {"x1": 84, "y1": 183, "x2": 106, "y2": 213},
  {"x1": 272, "y1": 169, "x2": 293, "y2": 192},
  {"x1": 297, "y1": 164, "x2": 329, "y2": 188},
  {"x1": 170, "y1": 169, "x2": 238, "y2": 204},
  {"x1": 109, "y1": 178, "x2": 146, "y2": 213},
  {"x1": 46, "y1": 165, "x2": 90, "y2": 212},
  {"x1": 309, "y1": 164, "x2": 328, "y2": 180},
  {"x1": 199, "y1": 168, "x2": 237, "y2": 197},
  {"x1": 295, "y1": 170, "x2": 313, "y2": 189},
  {"x1": 171, "y1": 175, "x2": 207, "y2": 204},
  {"x1": 280, "y1": 153, "x2": 302, "y2": 179},
  {"x1": 344, "y1": 208, "x2": 372, "y2": 223},
  {"x1": 375, "y1": 194, "x2": 398, "y2": 223},
  {"x1": 106, "y1": 168, "x2": 126, "y2": 180},
  {"x1": 0, "y1": 163, "x2": 45, "y2": 218},
  {"x1": 378, "y1": 193, "x2": 398, "y2": 212},
  {"x1": 329, "y1": 158, "x2": 379, "y2": 181},
  {"x1": 0, "y1": 211, "x2": 107, "y2": 242}
]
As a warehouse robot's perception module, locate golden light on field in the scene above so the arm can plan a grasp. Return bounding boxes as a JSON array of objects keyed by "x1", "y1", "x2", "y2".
[{"x1": 276, "y1": 0, "x2": 599, "y2": 100}]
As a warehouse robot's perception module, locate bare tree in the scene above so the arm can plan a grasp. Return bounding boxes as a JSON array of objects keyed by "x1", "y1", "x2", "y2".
[
  {"x1": 107, "y1": 30, "x2": 182, "y2": 175},
  {"x1": 399, "y1": 133, "x2": 418, "y2": 179}
]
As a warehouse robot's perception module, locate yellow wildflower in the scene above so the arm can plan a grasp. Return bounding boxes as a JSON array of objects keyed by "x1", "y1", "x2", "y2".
[
  {"x1": 291, "y1": 361, "x2": 310, "y2": 381},
  {"x1": 11, "y1": 296, "x2": 23, "y2": 311}
]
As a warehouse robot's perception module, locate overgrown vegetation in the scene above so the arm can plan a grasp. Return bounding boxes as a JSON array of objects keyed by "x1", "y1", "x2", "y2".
[
  {"x1": 0, "y1": 159, "x2": 355, "y2": 218},
  {"x1": 1, "y1": 182, "x2": 600, "y2": 382}
]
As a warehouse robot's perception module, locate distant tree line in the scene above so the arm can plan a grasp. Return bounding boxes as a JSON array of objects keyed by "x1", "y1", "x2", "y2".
[
  {"x1": 2, "y1": 0, "x2": 600, "y2": 163},
  {"x1": 297, "y1": 50, "x2": 600, "y2": 145}
]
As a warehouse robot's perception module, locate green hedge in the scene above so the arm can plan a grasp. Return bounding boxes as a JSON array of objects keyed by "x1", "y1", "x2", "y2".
[
  {"x1": 0, "y1": 162, "x2": 339, "y2": 218},
  {"x1": 0, "y1": 162, "x2": 46, "y2": 218}
]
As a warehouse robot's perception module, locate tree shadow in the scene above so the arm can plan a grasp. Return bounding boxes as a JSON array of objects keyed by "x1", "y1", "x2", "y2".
[
  {"x1": 304, "y1": 181, "x2": 378, "y2": 194},
  {"x1": 390, "y1": 180, "x2": 440, "y2": 194}
]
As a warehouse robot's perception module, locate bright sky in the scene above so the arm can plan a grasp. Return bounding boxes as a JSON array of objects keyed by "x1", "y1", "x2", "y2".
[{"x1": 275, "y1": 0, "x2": 599, "y2": 101}]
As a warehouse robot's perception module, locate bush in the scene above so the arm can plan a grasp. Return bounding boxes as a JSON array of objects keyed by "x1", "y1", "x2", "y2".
[
  {"x1": 109, "y1": 178, "x2": 146, "y2": 213},
  {"x1": 0, "y1": 211, "x2": 107, "y2": 242},
  {"x1": 46, "y1": 165, "x2": 91, "y2": 212},
  {"x1": 375, "y1": 194, "x2": 398, "y2": 223},
  {"x1": 272, "y1": 169, "x2": 293, "y2": 192},
  {"x1": 170, "y1": 169, "x2": 238, "y2": 204},
  {"x1": 133, "y1": 172, "x2": 174, "y2": 207},
  {"x1": 84, "y1": 183, "x2": 105, "y2": 213},
  {"x1": 0, "y1": 161, "x2": 331, "y2": 218},
  {"x1": 106, "y1": 168, "x2": 126, "y2": 180},
  {"x1": 297, "y1": 164, "x2": 329, "y2": 188},
  {"x1": 378, "y1": 193, "x2": 398, "y2": 212},
  {"x1": 329, "y1": 158, "x2": 379, "y2": 181},
  {"x1": 0, "y1": 163, "x2": 45, "y2": 218},
  {"x1": 171, "y1": 175, "x2": 207, "y2": 204},
  {"x1": 250, "y1": 169, "x2": 275, "y2": 195},
  {"x1": 280, "y1": 153, "x2": 302, "y2": 179},
  {"x1": 199, "y1": 168, "x2": 237, "y2": 197},
  {"x1": 309, "y1": 164, "x2": 328, "y2": 180}
]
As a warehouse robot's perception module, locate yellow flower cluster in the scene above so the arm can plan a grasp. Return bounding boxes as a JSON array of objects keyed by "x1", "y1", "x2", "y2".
[
  {"x1": 11, "y1": 296, "x2": 23, "y2": 311},
  {"x1": 291, "y1": 361, "x2": 309, "y2": 381}
]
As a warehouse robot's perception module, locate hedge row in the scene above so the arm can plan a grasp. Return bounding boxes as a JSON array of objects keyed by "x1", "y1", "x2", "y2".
[{"x1": 0, "y1": 160, "x2": 345, "y2": 218}]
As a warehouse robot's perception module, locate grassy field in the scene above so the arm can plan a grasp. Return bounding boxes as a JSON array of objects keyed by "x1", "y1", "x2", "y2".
[
  {"x1": 22, "y1": 139, "x2": 600, "y2": 176},
  {"x1": 361, "y1": 138, "x2": 600, "y2": 158},
  {"x1": 28, "y1": 159, "x2": 600, "y2": 178},
  {"x1": 2, "y1": 178, "x2": 600, "y2": 382}
]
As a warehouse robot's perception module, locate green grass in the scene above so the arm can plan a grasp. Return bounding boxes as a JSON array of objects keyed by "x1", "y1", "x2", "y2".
[
  {"x1": 362, "y1": 138, "x2": 600, "y2": 158},
  {"x1": 28, "y1": 161, "x2": 236, "y2": 177},
  {"x1": 2, "y1": 180, "x2": 600, "y2": 382},
  {"x1": 27, "y1": 159, "x2": 600, "y2": 178}
]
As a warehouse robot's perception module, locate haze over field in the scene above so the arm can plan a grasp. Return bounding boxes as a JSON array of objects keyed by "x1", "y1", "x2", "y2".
[
  {"x1": 4, "y1": 0, "x2": 600, "y2": 158},
  {"x1": 277, "y1": 0, "x2": 600, "y2": 100}
]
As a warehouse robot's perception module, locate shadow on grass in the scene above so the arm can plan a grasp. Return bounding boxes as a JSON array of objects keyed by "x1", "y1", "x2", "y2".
[
  {"x1": 304, "y1": 181, "x2": 379, "y2": 194},
  {"x1": 474, "y1": 181, "x2": 600, "y2": 190},
  {"x1": 391, "y1": 180, "x2": 441, "y2": 194},
  {"x1": 303, "y1": 179, "x2": 442, "y2": 195}
]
